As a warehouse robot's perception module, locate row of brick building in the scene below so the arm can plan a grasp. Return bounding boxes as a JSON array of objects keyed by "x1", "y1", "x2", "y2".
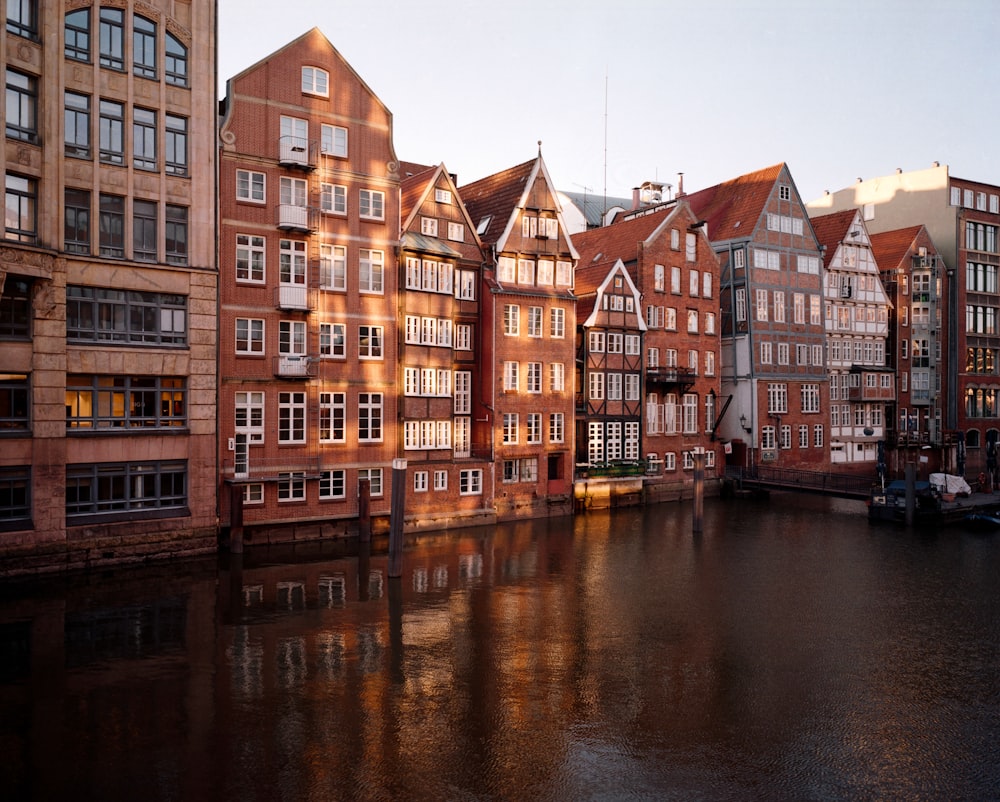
[{"x1": 3, "y1": 8, "x2": 998, "y2": 574}]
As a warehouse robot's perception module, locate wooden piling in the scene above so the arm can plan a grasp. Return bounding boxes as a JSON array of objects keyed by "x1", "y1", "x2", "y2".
[
  {"x1": 358, "y1": 478, "x2": 371, "y2": 542},
  {"x1": 693, "y1": 450, "x2": 705, "y2": 534},
  {"x1": 388, "y1": 458, "x2": 407, "y2": 578}
]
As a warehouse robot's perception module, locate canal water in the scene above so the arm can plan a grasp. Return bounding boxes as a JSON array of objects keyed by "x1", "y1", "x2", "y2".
[{"x1": 2, "y1": 494, "x2": 999, "y2": 801}]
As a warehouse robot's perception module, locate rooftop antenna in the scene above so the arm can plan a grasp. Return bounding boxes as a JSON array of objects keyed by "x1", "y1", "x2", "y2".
[
  {"x1": 574, "y1": 182, "x2": 593, "y2": 226},
  {"x1": 603, "y1": 68, "x2": 608, "y2": 224}
]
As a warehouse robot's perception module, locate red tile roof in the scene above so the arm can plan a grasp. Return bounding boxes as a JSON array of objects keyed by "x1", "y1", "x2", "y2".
[
  {"x1": 810, "y1": 209, "x2": 859, "y2": 268},
  {"x1": 870, "y1": 225, "x2": 924, "y2": 271},
  {"x1": 683, "y1": 163, "x2": 785, "y2": 242},
  {"x1": 572, "y1": 205, "x2": 677, "y2": 275},
  {"x1": 400, "y1": 164, "x2": 438, "y2": 220},
  {"x1": 459, "y1": 159, "x2": 536, "y2": 246}
]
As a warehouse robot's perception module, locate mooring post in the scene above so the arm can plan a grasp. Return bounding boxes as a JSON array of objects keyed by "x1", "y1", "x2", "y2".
[
  {"x1": 358, "y1": 478, "x2": 371, "y2": 543},
  {"x1": 388, "y1": 458, "x2": 407, "y2": 578},
  {"x1": 904, "y1": 462, "x2": 916, "y2": 527},
  {"x1": 229, "y1": 483, "x2": 244, "y2": 554},
  {"x1": 693, "y1": 449, "x2": 705, "y2": 534}
]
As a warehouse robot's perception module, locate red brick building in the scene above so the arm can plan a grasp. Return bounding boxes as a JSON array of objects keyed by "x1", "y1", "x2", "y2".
[
  {"x1": 218, "y1": 29, "x2": 400, "y2": 542},
  {"x1": 397, "y1": 162, "x2": 493, "y2": 528},
  {"x1": 461, "y1": 153, "x2": 578, "y2": 520},
  {"x1": 686, "y1": 164, "x2": 830, "y2": 470}
]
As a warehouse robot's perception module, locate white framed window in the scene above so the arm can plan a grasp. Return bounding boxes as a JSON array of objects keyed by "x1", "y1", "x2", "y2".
[
  {"x1": 517, "y1": 259, "x2": 535, "y2": 285},
  {"x1": 278, "y1": 320, "x2": 306, "y2": 356},
  {"x1": 607, "y1": 373, "x2": 622, "y2": 401},
  {"x1": 320, "y1": 124, "x2": 347, "y2": 156},
  {"x1": 704, "y1": 351, "x2": 715, "y2": 376},
  {"x1": 235, "y1": 391, "x2": 264, "y2": 444},
  {"x1": 664, "y1": 452, "x2": 676, "y2": 471},
  {"x1": 460, "y1": 469, "x2": 482, "y2": 495},
  {"x1": 778, "y1": 343, "x2": 789, "y2": 365},
  {"x1": 235, "y1": 318, "x2": 264, "y2": 354},
  {"x1": 756, "y1": 289, "x2": 769, "y2": 321},
  {"x1": 319, "y1": 392, "x2": 345, "y2": 443},
  {"x1": 498, "y1": 256, "x2": 516, "y2": 283},
  {"x1": 687, "y1": 309, "x2": 698, "y2": 334},
  {"x1": 537, "y1": 259, "x2": 554, "y2": 285},
  {"x1": 280, "y1": 176, "x2": 307, "y2": 209},
  {"x1": 319, "y1": 470, "x2": 345, "y2": 500},
  {"x1": 625, "y1": 373, "x2": 640, "y2": 401},
  {"x1": 503, "y1": 361, "x2": 519, "y2": 391},
  {"x1": 278, "y1": 472, "x2": 306, "y2": 502},
  {"x1": 320, "y1": 244, "x2": 347, "y2": 291},
  {"x1": 358, "y1": 468, "x2": 383, "y2": 497},
  {"x1": 359, "y1": 326, "x2": 383, "y2": 360},
  {"x1": 671, "y1": 266, "x2": 681, "y2": 293},
  {"x1": 550, "y1": 307, "x2": 565, "y2": 338},
  {"x1": 243, "y1": 484, "x2": 264, "y2": 505},
  {"x1": 434, "y1": 470, "x2": 448, "y2": 491},
  {"x1": 456, "y1": 270, "x2": 476, "y2": 300},
  {"x1": 801, "y1": 383, "x2": 820, "y2": 413},
  {"x1": 682, "y1": 393, "x2": 698, "y2": 434},
  {"x1": 528, "y1": 306, "x2": 543, "y2": 337},
  {"x1": 413, "y1": 471, "x2": 429, "y2": 492},
  {"x1": 302, "y1": 66, "x2": 329, "y2": 96},
  {"x1": 404, "y1": 367, "x2": 420, "y2": 396},
  {"x1": 454, "y1": 371, "x2": 471, "y2": 414},
  {"x1": 702, "y1": 272, "x2": 712, "y2": 298},
  {"x1": 689, "y1": 269, "x2": 700, "y2": 296},
  {"x1": 359, "y1": 249, "x2": 384, "y2": 294},
  {"x1": 455, "y1": 324, "x2": 472, "y2": 351},
  {"x1": 236, "y1": 170, "x2": 265, "y2": 203},
  {"x1": 549, "y1": 412, "x2": 564, "y2": 443},
  {"x1": 814, "y1": 425, "x2": 824, "y2": 448},
  {"x1": 608, "y1": 333, "x2": 623, "y2": 353},
  {"x1": 773, "y1": 291, "x2": 785, "y2": 323},
  {"x1": 760, "y1": 341, "x2": 772, "y2": 364},
  {"x1": 625, "y1": 335, "x2": 641, "y2": 355},
  {"x1": 556, "y1": 261, "x2": 573, "y2": 286},
  {"x1": 589, "y1": 372, "x2": 605, "y2": 400},
  {"x1": 589, "y1": 331, "x2": 605, "y2": 352},
  {"x1": 319, "y1": 322, "x2": 346, "y2": 358},
  {"x1": 527, "y1": 362, "x2": 542, "y2": 393},
  {"x1": 405, "y1": 257, "x2": 421, "y2": 290},
  {"x1": 359, "y1": 189, "x2": 384, "y2": 220},
  {"x1": 236, "y1": 234, "x2": 265, "y2": 283},
  {"x1": 278, "y1": 392, "x2": 306, "y2": 443},
  {"x1": 435, "y1": 188, "x2": 452, "y2": 204},
  {"x1": 767, "y1": 383, "x2": 788, "y2": 414},
  {"x1": 358, "y1": 394, "x2": 383, "y2": 442},
  {"x1": 527, "y1": 413, "x2": 542, "y2": 444},
  {"x1": 504, "y1": 304, "x2": 519, "y2": 336},
  {"x1": 320, "y1": 183, "x2": 347, "y2": 215},
  {"x1": 503, "y1": 413, "x2": 518, "y2": 444},
  {"x1": 654, "y1": 264, "x2": 665, "y2": 292},
  {"x1": 447, "y1": 222, "x2": 464, "y2": 242},
  {"x1": 685, "y1": 232, "x2": 696, "y2": 261},
  {"x1": 421, "y1": 217, "x2": 438, "y2": 236},
  {"x1": 550, "y1": 362, "x2": 565, "y2": 392}
]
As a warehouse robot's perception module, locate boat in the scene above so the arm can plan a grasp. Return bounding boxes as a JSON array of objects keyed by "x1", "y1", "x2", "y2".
[
  {"x1": 869, "y1": 478, "x2": 1000, "y2": 526},
  {"x1": 962, "y1": 512, "x2": 1000, "y2": 532}
]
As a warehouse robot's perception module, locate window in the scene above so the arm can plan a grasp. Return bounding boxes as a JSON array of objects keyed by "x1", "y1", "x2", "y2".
[
  {"x1": 518, "y1": 259, "x2": 535, "y2": 285},
  {"x1": 277, "y1": 472, "x2": 306, "y2": 502},
  {"x1": 358, "y1": 326, "x2": 383, "y2": 360},
  {"x1": 735, "y1": 288, "x2": 747, "y2": 322},
  {"x1": 320, "y1": 124, "x2": 347, "y2": 156},
  {"x1": 65, "y1": 284, "x2": 185, "y2": 345},
  {"x1": 448, "y1": 222, "x2": 465, "y2": 242},
  {"x1": 420, "y1": 217, "x2": 438, "y2": 237},
  {"x1": 358, "y1": 394, "x2": 383, "y2": 442},
  {"x1": 801, "y1": 384, "x2": 820, "y2": 413},
  {"x1": 556, "y1": 261, "x2": 573, "y2": 286},
  {"x1": 235, "y1": 318, "x2": 264, "y2": 354},
  {"x1": 0, "y1": 278, "x2": 30, "y2": 339},
  {"x1": 65, "y1": 375, "x2": 185, "y2": 429},
  {"x1": 503, "y1": 304, "x2": 519, "y2": 336},
  {"x1": 133, "y1": 15, "x2": 156, "y2": 78},
  {"x1": 767, "y1": 383, "x2": 788, "y2": 414},
  {"x1": 5, "y1": 174, "x2": 36, "y2": 244},
  {"x1": 503, "y1": 361, "x2": 518, "y2": 391},
  {"x1": 685, "y1": 233, "x2": 697, "y2": 262},
  {"x1": 6, "y1": 70, "x2": 37, "y2": 143},
  {"x1": 7, "y1": 0, "x2": 36, "y2": 39},
  {"x1": 704, "y1": 352, "x2": 715, "y2": 377},
  {"x1": 359, "y1": 249, "x2": 384, "y2": 294},
  {"x1": 607, "y1": 373, "x2": 622, "y2": 401},
  {"x1": 302, "y1": 66, "x2": 329, "y2": 96},
  {"x1": 460, "y1": 469, "x2": 482, "y2": 495},
  {"x1": 278, "y1": 392, "x2": 306, "y2": 443},
  {"x1": 236, "y1": 170, "x2": 265, "y2": 203},
  {"x1": 64, "y1": 91, "x2": 91, "y2": 158},
  {"x1": 412, "y1": 471, "x2": 429, "y2": 493},
  {"x1": 589, "y1": 372, "x2": 605, "y2": 401},
  {"x1": 319, "y1": 470, "x2": 345, "y2": 500},
  {"x1": 165, "y1": 206, "x2": 187, "y2": 265},
  {"x1": 64, "y1": 189, "x2": 90, "y2": 254},
  {"x1": 96, "y1": 193, "x2": 125, "y2": 257},
  {"x1": 550, "y1": 307, "x2": 565, "y2": 338},
  {"x1": 456, "y1": 270, "x2": 476, "y2": 301},
  {"x1": 165, "y1": 115, "x2": 188, "y2": 175},
  {"x1": 66, "y1": 461, "x2": 186, "y2": 520},
  {"x1": 777, "y1": 343, "x2": 789, "y2": 365},
  {"x1": 683, "y1": 394, "x2": 698, "y2": 434},
  {"x1": 756, "y1": 289, "x2": 769, "y2": 321},
  {"x1": 99, "y1": 100, "x2": 125, "y2": 164},
  {"x1": 98, "y1": 9, "x2": 125, "y2": 67},
  {"x1": 527, "y1": 306, "x2": 544, "y2": 338},
  {"x1": 549, "y1": 412, "x2": 565, "y2": 443},
  {"x1": 760, "y1": 342, "x2": 772, "y2": 364},
  {"x1": 589, "y1": 331, "x2": 605, "y2": 352},
  {"x1": 320, "y1": 244, "x2": 346, "y2": 291},
  {"x1": 133, "y1": 199, "x2": 157, "y2": 261},
  {"x1": 527, "y1": 413, "x2": 542, "y2": 444},
  {"x1": 360, "y1": 189, "x2": 385, "y2": 220},
  {"x1": 0, "y1": 375, "x2": 29, "y2": 431},
  {"x1": 64, "y1": 10, "x2": 91, "y2": 60},
  {"x1": 527, "y1": 362, "x2": 542, "y2": 393},
  {"x1": 319, "y1": 392, "x2": 345, "y2": 443},
  {"x1": 550, "y1": 362, "x2": 565, "y2": 392},
  {"x1": 687, "y1": 309, "x2": 699, "y2": 334},
  {"x1": 358, "y1": 468, "x2": 383, "y2": 497},
  {"x1": 321, "y1": 183, "x2": 347, "y2": 215},
  {"x1": 236, "y1": 235, "x2": 265, "y2": 283},
  {"x1": 503, "y1": 413, "x2": 518, "y2": 444},
  {"x1": 234, "y1": 391, "x2": 264, "y2": 444},
  {"x1": 279, "y1": 321, "x2": 306, "y2": 356},
  {"x1": 165, "y1": 31, "x2": 187, "y2": 86},
  {"x1": 0, "y1": 466, "x2": 30, "y2": 525}
]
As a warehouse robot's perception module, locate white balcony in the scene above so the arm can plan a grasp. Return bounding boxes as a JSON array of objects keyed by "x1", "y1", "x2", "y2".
[
  {"x1": 276, "y1": 283, "x2": 312, "y2": 311},
  {"x1": 278, "y1": 136, "x2": 314, "y2": 169},
  {"x1": 275, "y1": 355, "x2": 314, "y2": 378},
  {"x1": 277, "y1": 204, "x2": 311, "y2": 231}
]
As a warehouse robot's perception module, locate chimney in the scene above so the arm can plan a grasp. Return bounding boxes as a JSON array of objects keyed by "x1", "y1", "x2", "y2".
[
  {"x1": 631, "y1": 187, "x2": 640, "y2": 211},
  {"x1": 677, "y1": 172, "x2": 684, "y2": 197}
]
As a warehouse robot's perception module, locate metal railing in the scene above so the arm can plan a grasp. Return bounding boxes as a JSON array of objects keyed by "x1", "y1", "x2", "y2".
[{"x1": 725, "y1": 465, "x2": 874, "y2": 499}]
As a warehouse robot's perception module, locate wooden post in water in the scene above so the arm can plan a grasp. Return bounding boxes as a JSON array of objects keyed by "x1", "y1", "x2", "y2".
[
  {"x1": 229, "y1": 484, "x2": 244, "y2": 554},
  {"x1": 693, "y1": 449, "x2": 705, "y2": 534},
  {"x1": 388, "y1": 458, "x2": 407, "y2": 578},
  {"x1": 904, "y1": 462, "x2": 916, "y2": 527},
  {"x1": 358, "y1": 479, "x2": 371, "y2": 543}
]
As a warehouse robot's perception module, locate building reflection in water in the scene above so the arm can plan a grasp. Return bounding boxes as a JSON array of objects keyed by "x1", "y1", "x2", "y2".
[{"x1": 1, "y1": 498, "x2": 999, "y2": 800}]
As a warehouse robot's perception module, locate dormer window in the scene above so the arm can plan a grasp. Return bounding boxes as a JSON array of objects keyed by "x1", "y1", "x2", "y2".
[
  {"x1": 302, "y1": 66, "x2": 329, "y2": 96},
  {"x1": 476, "y1": 216, "x2": 491, "y2": 235}
]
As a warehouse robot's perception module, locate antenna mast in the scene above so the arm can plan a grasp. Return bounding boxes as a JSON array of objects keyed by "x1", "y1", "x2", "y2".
[{"x1": 603, "y1": 69, "x2": 608, "y2": 225}]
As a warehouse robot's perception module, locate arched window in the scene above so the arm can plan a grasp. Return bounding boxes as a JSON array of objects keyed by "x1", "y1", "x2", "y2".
[
  {"x1": 165, "y1": 31, "x2": 187, "y2": 86},
  {"x1": 966, "y1": 429, "x2": 981, "y2": 449}
]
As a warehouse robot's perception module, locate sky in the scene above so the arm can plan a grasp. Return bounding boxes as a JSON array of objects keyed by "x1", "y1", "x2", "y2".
[{"x1": 218, "y1": 0, "x2": 1000, "y2": 206}]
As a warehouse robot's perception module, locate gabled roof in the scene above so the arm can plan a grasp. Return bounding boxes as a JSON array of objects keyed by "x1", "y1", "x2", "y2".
[
  {"x1": 560, "y1": 190, "x2": 632, "y2": 228},
  {"x1": 870, "y1": 225, "x2": 925, "y2": 270},
  {"x1": 683, "y1": 163, "x2": 785, "y2": 242},
  {"x1": 461, "y1": 159, "x2": 536, "y2": 246},
  {"x1": 576, "y1": 259, "x2": 647, "y2": 330},
  {"x1": 572, "y1": 204, "x2": 679, "y2": 272},
  {"x1": 810, "y1": 209, "x2": 862, "y2": 268},
  {"x1": 399, "y1": 162, "x2": 485, "y2": 259}
]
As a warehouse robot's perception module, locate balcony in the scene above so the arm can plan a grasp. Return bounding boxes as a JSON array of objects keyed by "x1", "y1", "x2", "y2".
[
  {"x1": 223, "y1": 454, "x2": 324, "y2": 482},
  {"x1": 278, "y1": 136, "x2": 316, "y2": 171},
  {"x1": 277, "y1": 204, "x2": 313, "y2": 232},
  {"x1": 646, "y1": 366, "x2": 696, "y2": 393},
  {"x1": 275, "y1": 283, "x2": 315, "y2": 312},
  {"x1": 273, "y1": 355, "x2": 315, "y2": 378}
]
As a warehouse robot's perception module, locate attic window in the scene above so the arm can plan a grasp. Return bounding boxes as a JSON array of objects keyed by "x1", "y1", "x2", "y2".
[
  {"x1": 779, "y1": 185, "x2": 791, "y2": 201},
  {"x1": 435, "y1": 189, "x2": 452, "y2": 204},
  {"x1": 476, "y1": 216, "x2": 491, "y2": 235},
  {"x1": 302, "y1": 67, "x2": 329, "y2": 97}
]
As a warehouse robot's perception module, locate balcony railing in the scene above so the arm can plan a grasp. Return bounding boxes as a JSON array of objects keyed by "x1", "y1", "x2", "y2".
[
  {"x1": 223, "y1": 455, "x2": 324, "y2": 481},
  {"x1": 278, "y1": 136, "x2": 316, "y2": 170},
  {"x1": 277, "y1": 204, "x2": 312, "y2": 231},
  {"x1": 275, "y1": 283, "x2": 314, "y2": 311},
  {"x1": 273, "y1": 355, "x2": 315, "y2": 378}
]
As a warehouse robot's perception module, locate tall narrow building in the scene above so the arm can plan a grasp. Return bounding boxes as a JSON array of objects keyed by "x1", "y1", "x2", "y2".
[
  {"x1": 1, "y1": 1, "x2": 218, "y2": 575},
  {"x1": 218, "y1": 29, "x2": 400, "y2": 544}
]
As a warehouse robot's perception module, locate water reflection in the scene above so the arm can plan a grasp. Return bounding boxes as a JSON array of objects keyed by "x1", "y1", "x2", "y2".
[{"x1": 1, "y1": 496, "x2": 999, "y2": 800}]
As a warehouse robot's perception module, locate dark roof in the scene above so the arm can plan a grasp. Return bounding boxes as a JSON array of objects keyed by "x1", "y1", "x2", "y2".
[
  {"x1": 683, "y1": 163, "x2": 785, "y2": 242},
  {"x1": 560, "y1": 191, "x2": 632, "y2": 228},
  {"x1": 460, "y1": 159, "x2": 536, "y2": 246}
]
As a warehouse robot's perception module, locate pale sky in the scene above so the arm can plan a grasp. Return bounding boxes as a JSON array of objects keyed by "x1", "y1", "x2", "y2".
[{"x1": 218, "y1": 0, "x2": 1000, "y2": 205}]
